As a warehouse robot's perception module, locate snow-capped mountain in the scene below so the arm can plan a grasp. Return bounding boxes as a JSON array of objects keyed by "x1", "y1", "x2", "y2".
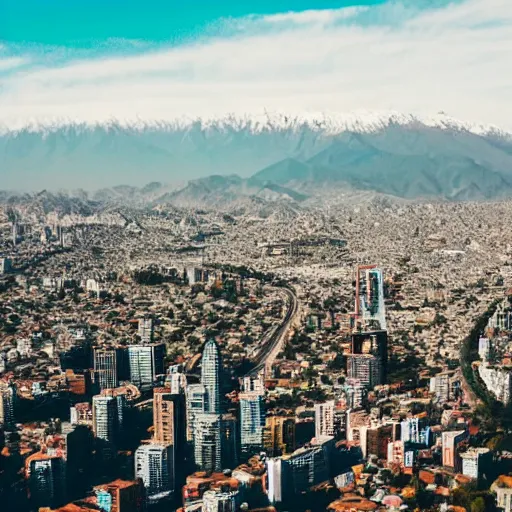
[{"x1": 2, "y1": 111, "x2": 512, "y2": 201}]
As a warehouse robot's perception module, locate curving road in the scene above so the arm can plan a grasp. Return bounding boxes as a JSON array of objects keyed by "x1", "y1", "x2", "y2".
[{"x1": 247, "y1": 285, "x2": 299, "y2": 378}]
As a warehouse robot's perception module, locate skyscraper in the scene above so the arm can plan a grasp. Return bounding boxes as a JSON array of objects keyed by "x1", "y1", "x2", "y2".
[
  {"x1": 92, "y1": 395, "x2": 121, "y2": 445},
  {"x1": 201, "y1": 340, "x2": 222, "y2": 414},
  {"x1": 127, "y1": 344, "x2": 165, "y2": 390},
  {"x1": 315, "y1": 401, "x2": 335, "y2": 439},
  {"x1": 194, "y1": 413, "x2": 222, "y2": 473},
  {"x1": 153, "y1": 388, "x2": 176, "y2": 446},
  {"x1": 134, "y1": 443, "x2": 174, "y2": 502},
  {"x1": 94, "y1": 349, "x2": 118, "y2": 391},
  {"x1": 28, "y1": 454, "x2": 66, "y2": 509},
  {"x1": 185, "y1": 383, "x2": 206, "y2": 443},
  {"x1": 221, "y1": 413, "x2": 239, "y2": 469},
  {"x1": 350, "y1": 330, "x2": 388, "y2": 386},
  {"x1": 239, "y1": 392, "x2": 265, "y2": 458},
  {"x1": 0, "y1": 381, "x2": 15, "y2": 427},
  {"x1": 153, "y1": 387, "x2": 186, "y2": 486}
]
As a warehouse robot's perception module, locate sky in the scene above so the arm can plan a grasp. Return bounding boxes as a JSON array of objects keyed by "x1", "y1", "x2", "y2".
[{"x1": 1, "y1": 0, "x2": 511, "y2": 130}]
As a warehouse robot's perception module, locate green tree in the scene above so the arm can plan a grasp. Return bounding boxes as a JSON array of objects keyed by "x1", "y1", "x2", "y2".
[{"x1": 470, "y1": 497, "x2": 485, "y2": 512}]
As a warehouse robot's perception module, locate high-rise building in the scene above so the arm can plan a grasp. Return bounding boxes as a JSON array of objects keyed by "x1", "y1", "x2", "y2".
[
  {"x1": 166, "y1": 365, "x2": 187, "y2": 394},
  {"x1": 461, "y1": 448, "x2": 492, "y2": 481},
  {"x1": 267, "y1": 436, "x2": 334, "y2": 502},
  {"x1": 0, "y1": 381, "x2": 15, "y2": 427},
  {"x1": 0, "y1": 258, "x2": 12, "y2": 275},
  {"x1": 401, "y1": 417, "x2": 421, "y2": 445},
  {"x1": 442, "y1": 430, "x2": 468, "y2": 472},
  {"x1": 201, "y1": 340, "x2": 222, "y2": 414},
  {"x1": 127, "y1": 344, "x2": 165, "y2": 390},
  {"x1": 92, "y1": 395, "x2": 121, "y2": 445},
  {"x1": 355, "y1": 266, "x2": 387, "y2": 331},
  {"x1": 153, "y1": 387, "x2": 185, "y2": 486},
  {"x1": 315, "y1": 401, "x2": 335, "y2": 439},
  {"x1": 264, "y1": 416, "x2": 296, "y2": 457},
  {"x1": 93, "y1": 479, "x2": 145, "y2": 512},
  {"x1": 94, "y1": 349, "x2": 118, "y2": 391},
  {"x1": 221, "y1": 413, "x2": 239, "y2": 469},
  {"x1": 239, "y1": 392, "x2": 265, "y2": 458},
  {"x1": 65, "y1": 425, "x2": 94, "y2": 500},
  {"x1": 194, "y1": 413, "x2": 222, "y2": 473},
  {"x1": 28, "y1": 454, "x2": 66, "y2": 509},
  {"x1": 344, "y1": 378, "x2": 365, "y2": 409},
  {"x1": 153, "y1": 388, "x2": 177, "y2": 446},
  {"x1": 185, "y1": 384, "x2": 206, "y2": 443},
  {"x1": 347, "y1": 354, "x2": 381, "y2": 389},
  {"x1": 350, "y1": 330, "x2": 388, "y2": 386},
  {"x1": 241, "y1": 375, "x2": 265, "y2": 395},
  {"x1": 267, "y1": 458, "x2": 289, "y2": 504},
  {"x1": 134, "y1": 443, "x2": 174, "y2": 502}
]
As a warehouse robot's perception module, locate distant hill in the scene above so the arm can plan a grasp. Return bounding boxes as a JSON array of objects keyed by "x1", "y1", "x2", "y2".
[{"x1": 252, "y1": 128, "x2": 512, "y2": 200}]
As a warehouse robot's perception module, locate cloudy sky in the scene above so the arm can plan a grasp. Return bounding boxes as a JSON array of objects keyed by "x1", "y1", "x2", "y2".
[{"x1": 1, "y1": 0, "x2": 511, "y2": 130}]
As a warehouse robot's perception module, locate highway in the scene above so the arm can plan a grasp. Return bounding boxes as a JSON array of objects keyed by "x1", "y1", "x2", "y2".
[{"x1": 246, "y1": 285, "x2": 299, "y2": 377}]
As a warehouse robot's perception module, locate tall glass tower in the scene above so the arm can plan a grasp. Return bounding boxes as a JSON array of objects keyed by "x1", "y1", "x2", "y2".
[{"x1": 201, "y1": 340, "x2": 222, "y2": 414}]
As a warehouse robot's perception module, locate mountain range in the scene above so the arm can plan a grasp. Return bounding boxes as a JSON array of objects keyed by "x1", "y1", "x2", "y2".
[{"x1": 2, "y1": 112, "x2": 512, "y2": 204}]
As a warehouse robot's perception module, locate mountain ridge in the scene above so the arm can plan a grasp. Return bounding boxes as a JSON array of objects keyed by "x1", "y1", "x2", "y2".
[{"x1": 3, "y1": 111, "x2": 512, "y2": 201}]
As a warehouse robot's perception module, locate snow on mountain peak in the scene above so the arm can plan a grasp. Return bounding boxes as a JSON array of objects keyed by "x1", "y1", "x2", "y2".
[{"x1": 0, "y1": 110, "x2": 508, "y2": 138}]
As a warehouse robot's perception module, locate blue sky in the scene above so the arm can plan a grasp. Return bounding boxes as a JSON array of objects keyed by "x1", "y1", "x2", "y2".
[
  {"x1": 2, "y1": 0, "x2": 383, "y2": 46},
  {"x1": 0, "y1": 0, "x2": 511, "y2": 130}
]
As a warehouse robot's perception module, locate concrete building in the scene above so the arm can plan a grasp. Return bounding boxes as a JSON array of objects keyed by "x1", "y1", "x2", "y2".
[
  {"x1": 0, "y1": 381, "x2": 15, "y2": 427},
  {"x1": 273, "y1": 436, "x2": 334, "y2": 497},
  {"x1": 442, "y1": 430, "x2": 468, "y2": 472},
  {"x1": 28, "y1": 454, "x2": 66, "y2": 509},
  {"x1": 94, "y1": 349, "x2": 118, "y2": 391},
  {"x1": 202, "y1": 489, "x2": 240, "y2": 512},
  {"x1": 478, "y1": 363, "x2": 512, "y2": 404},
  {"x1": 401, "y1": 418, "x2": 421, "y2": 444},
  {"x1": 267, "y1": 458, "x2": 288, "y2": 504},
  {"x1": 239, "y1": 392, "x2": 265, "y2": 458},
  {"x1": 0, "y1": 257, "x2": 12, "y2": 275},
  {"x1": 153, "y1": 388, "x2": 177, "y2": 446},
  {"x1": 461, "y1": 447, "x2": 492, "y2": 481},
  {"x1": 70, "y1": 402, "x2": 92, "y2": 426},
  {"x1": 264, "y1": 416, "x2": 296, "y2": 457},
  {"x1": 134, "y1": 443, "x2": 174, "y2": 502},
  {"x1": 138, "y1": 317, "x2": 154, "y2": 344},
  {"x1": 387, "y1": 441, "x2": 404, "y2": 466},
  {"x1": 185, "y1": 383, "x2": 206, "y2": 443},
  {"x1": 194, "y1": 413, "x2": 222, "y2": 473},
  {"x1": 92, "y1": 395, "x2": 121, "y2": 445},
  {"x1": 347, "y1": 354, "x2": 381, "y2": 389},
  {"x1": 478, "y1": 337, "x2": 490, "y2": 362},
  {"x1": 344, "y1": 378, "x2": 365, "y2": 409},
  {"x1": 430, "y1": 372, "x2": 453, "y2": 402},
  {"x1": 93, "y1": 479, "x2": 145, "y2": 512},
  {"x1": 127, "y1": 344, "x2": 165, "y2": 390},
  {"x1": 221, "y1": 413, "x2": 239, "y2": 469},
  {"x1": 491, "y1": 475, "x2": 512, "y2": 512},
  {"x1": 315, "y1": 401, "x2": 335, "y2": 439}
]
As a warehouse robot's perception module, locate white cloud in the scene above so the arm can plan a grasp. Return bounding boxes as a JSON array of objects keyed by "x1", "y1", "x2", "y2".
[
  {"x1": 1, "y1": 0, "x2": 511, "y2": 130},
  {"x1": 0, "y1": 56, "x2": 28, "y2": 72}
]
